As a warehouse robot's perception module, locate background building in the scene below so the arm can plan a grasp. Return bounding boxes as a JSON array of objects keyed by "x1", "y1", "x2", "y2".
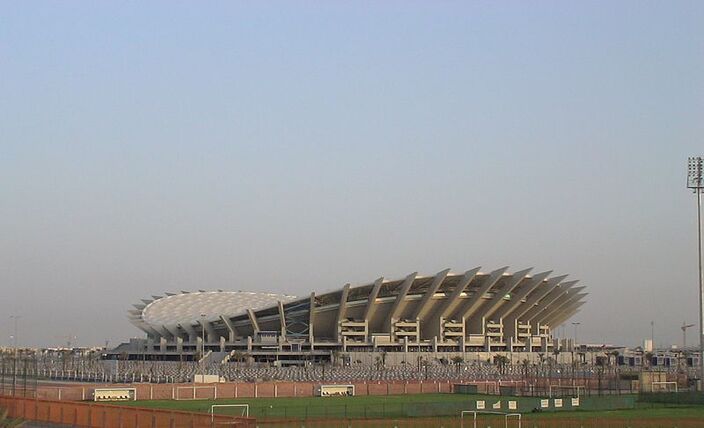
[{"x1": 109, "y1": 267, "x2": 587, "y2": 364}]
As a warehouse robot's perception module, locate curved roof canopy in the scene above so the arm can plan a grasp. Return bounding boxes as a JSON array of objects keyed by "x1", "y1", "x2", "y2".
[{"x1": 138, "y1": 291, "x2": 297, "y2": 328}]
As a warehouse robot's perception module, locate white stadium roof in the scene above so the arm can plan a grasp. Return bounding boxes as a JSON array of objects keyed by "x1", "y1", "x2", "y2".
[{"x1": 139, "y1": 291, "x2": 297, "y2": 327}]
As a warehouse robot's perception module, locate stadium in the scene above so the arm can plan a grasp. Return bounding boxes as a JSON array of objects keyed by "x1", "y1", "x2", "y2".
[{"x1": 109, "y1": 266, "x2": 587, "y2": 364}]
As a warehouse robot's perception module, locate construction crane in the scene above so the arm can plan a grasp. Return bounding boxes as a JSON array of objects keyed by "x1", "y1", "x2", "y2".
[{"x1": 682, "y1": 322, "x2": 695, "y2": 349}]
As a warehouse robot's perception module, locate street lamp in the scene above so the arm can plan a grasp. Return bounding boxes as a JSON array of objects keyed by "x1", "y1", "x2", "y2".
[
  {"x1": 687, "y1": 156, "x2": 704, "y2": 389},
  {"x1": 682, "y1": 322, "x2": 695, "y2": 349},
  {"x1": 10, "y1": 316, "x2": 20, "y2": 351},
  {"x1": 9, "y1": 315, "x2": 20, "y2": 396},
  {"x1": 200, "y1": 314, "x2": 206, "y2": 383},
  {"x1": 649, "y1": 320, "x2": 656, "y2": 352}
]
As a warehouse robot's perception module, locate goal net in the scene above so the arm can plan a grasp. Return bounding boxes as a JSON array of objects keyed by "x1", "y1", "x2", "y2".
[
  {"x1": 652, "y1": 381, "x2": 678, "y2": 393},
  {"x1": 210, "y1": 404, "x2": 250, "y2": 424},
  {"x1": 173, "y1": 385, "x2": 217, "y2": 400},
  {"x1": 548, "y1": 384, "x2": 584, "y2": 398},
  {"x1": 468, "y1": 381, "x2": 498, "y2": 395},
  {"x1": 460, "y1": 410, "x2": 522, "y2": 428}
]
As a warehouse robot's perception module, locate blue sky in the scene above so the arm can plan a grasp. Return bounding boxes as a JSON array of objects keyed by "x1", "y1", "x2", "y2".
[{"x1": 1, "y1": 1, "x2": 703, "y2": 347}]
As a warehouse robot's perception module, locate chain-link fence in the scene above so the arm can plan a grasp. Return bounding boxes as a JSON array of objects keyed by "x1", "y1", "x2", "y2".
[
  {"x1": 0, "y1": 395, "x2": 255, "y2": 427},
  {"x1": 253, "y1": 417, "x2": 704, "y2": 428},
  {"x1": 638, "y1": 392, "x2": 704, "y2": 405},
  {"x1": 206, "y1": 395, "x2": 636, "y2": 420}
]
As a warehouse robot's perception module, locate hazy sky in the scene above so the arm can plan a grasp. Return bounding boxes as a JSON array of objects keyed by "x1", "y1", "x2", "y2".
[{"x1": 1, "y1": 1, "x2": 703, "y2": 348}]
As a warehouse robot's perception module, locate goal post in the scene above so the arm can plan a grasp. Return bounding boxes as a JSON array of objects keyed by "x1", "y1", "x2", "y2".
[
  {"x1": 548, "y1": 384, "x2": 584, "y2": 398},
  {"x1": 476, "y1": 381, "x2": 499, "y2": 395},
  {"x1": 210, "y1": 404, "x2": 249, "y2": 423},
  {"x1": 460, "y1": 410, "x2": 522, "y2": 428},
  {"x1": 173, "y1": 385, "x2": 218, "y2": 400},
  {"x1": 652, "y1": 381, "x2": 678, "y2": 393}
]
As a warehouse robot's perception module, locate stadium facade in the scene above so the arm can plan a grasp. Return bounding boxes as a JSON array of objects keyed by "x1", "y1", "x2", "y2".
[{"x1": 111, "y1": 267, "x2": 586, "y2": 363}]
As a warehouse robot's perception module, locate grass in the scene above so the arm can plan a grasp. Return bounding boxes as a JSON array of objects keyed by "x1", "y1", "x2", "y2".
[
  {"x1": 111, "y1": 392, "x2": 704, "y2": 421},
  {"x1": 119, "y1": 393, "x2": 478, "y2": 418}
]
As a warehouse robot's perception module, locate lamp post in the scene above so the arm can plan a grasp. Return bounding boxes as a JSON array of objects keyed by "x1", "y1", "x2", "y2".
[
  {"x1": 687, "y1": 156, "x2": 704, "y2": 390},
  {"x1": 10, "y1": 315, "x2": 20, "y2": 396},
  {"x1": 200, "y1": 314, "x2": 206, "y2": 383},
  {"x1": 682, "y1": 322, "x2": 695, "y2": 349}
]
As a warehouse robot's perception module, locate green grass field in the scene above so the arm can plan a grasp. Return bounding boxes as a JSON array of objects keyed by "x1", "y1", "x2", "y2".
[{"x1": 114, "y1": 393, "x2": 704, "y2": 421}]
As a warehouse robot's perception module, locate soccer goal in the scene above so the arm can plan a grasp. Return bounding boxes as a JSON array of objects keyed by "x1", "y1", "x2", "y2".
[
  {"x1": 469, "y1": 381, "x2": 499, "y2": 395},
  {"x1": 548, "y1": 384, "x2": 584, "y2": 398},
  {"x1": 652, "y1": 381, "x2": 678, "y2": 393},
  {"x1": 173, "y1": 385, "x2": 218, "y2": 400},
  {"x1": 210, "y1": 404, "x2": 249, "y2": 424},
  {"x1": 460, "y1": 410, "x2": 521, "y2": 428}
]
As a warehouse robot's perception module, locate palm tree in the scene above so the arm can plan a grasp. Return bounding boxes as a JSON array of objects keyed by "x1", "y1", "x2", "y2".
[
  {"x1": 0, "y1": 407, "x2": 24, "y2": 427},
  {"x1": 494, "y1": 355, "x2": 509, "y2": 375},
  {"x1": 231, "y1": 351, "x2": 245, "y2": 364},
  {"x1": 644, "y1": 352, "x2": 654, "y2": 370},
  {"x1": 451, "y1": 356, "x2": 464, "y2": 373},
  {"x1": 375, "y1": 356, "x2": 382, "y2": 370}
]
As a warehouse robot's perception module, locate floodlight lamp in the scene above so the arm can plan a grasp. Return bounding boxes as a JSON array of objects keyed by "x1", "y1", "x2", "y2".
[{"x1": 688, "y1": 157, "x2": 703, "y2": 189}]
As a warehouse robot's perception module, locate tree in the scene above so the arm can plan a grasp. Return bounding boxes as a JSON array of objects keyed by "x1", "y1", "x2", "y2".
[
  {"x1": 230, "y1": 351, "x2": 247, "y2": 367},
  {"x1": 521, "y1": 358, "x2": 530, "y2": 376},
  {"x1": 493, "y1": 355, "x2": 509, "y2": 375},
  {"x1": 644, "y1": 352, "x2": 654, "y2": 369},
  {"x1": 451, "y1": 356, "x2": 464, "y2": 373}
]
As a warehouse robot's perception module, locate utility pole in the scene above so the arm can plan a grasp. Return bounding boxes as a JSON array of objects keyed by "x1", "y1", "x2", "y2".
[{"x1": 687, "y1": 157, "x2": 704, "y2": 390}]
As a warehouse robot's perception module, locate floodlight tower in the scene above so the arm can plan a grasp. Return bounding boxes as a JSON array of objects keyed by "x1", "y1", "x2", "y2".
[
  {"x1": 200, "y1": 313, "x2": 206, "y2": 382},
  {"x1": 682, "y1": 322, "x2": 695, "y2": 349},
  {"x1": 687, "y1": 156, "x2": 704, "y2": 389}
]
